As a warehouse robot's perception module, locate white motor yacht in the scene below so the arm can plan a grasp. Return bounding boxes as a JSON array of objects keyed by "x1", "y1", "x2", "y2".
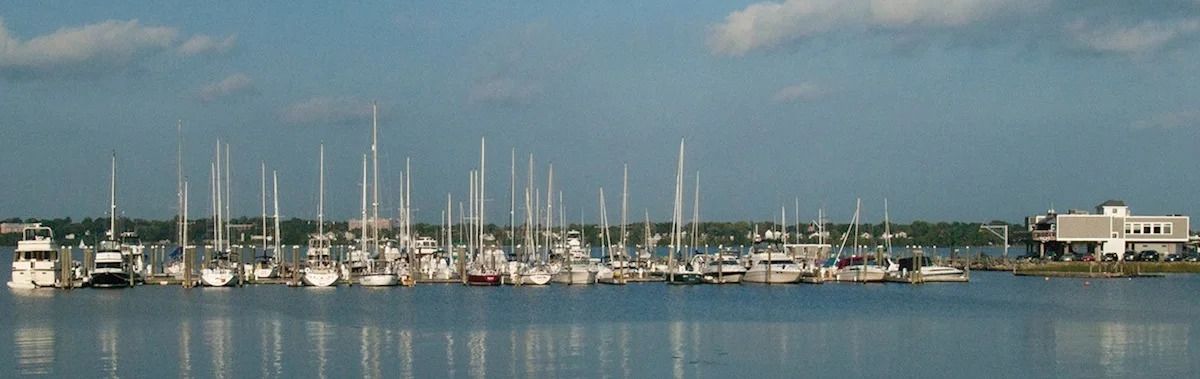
[
  {"x1": 698, "y1": 252, "x2": 747, "y2": 284},
  {"x1": 742, "y1": 251, "x2": 803, "y2": 284},
  {"x1": 8, "y1": 225, "x2": 61, "y2": 289}
]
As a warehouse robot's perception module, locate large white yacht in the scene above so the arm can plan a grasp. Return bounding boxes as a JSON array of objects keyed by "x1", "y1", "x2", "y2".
[
  {"x1": 833, "y1": 256, "x2": 887, "y2": 282},
  {"x1": 8, "y1": 225, "x2": 61, "y2": 289},
  {"x1": 893, "y1": 254, "x2": 965, "y2": 282}
]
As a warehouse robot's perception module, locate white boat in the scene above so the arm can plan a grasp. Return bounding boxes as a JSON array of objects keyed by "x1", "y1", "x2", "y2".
[
  {"x1": 200, "y1": 251, "x2": 237, "y2": 287},
  {"x1": 743, "y1": 251, "x2": 803, "y2": 284},
  {"x1": 833, "y1": 256, "x2": 887, "y2": 282},
  {"x1": 552, "y1": 262, "x2": 596, "y2": 285},
  {"x1": 358, "y1": 261, "x2": 400, "y2": 286},
  {"x1": 8, "y1": 225, "x2": 61, "y2": 289},
  {"x1": 893, "y1": 255, "x2": 966, "y2": 282},
  {"x1": 517, "y1": 264, "x2": 552, "y2": 285},
  {"x1": 253, "y1": 255, "x2": 279, "y2": 280},
  {"x1": 90, "y1": 154, "x2": 144, "y2": 287},
  {"x1": 303, "y1": 238, "x2": 340, "y2": 287},
  {"x1": 699, "y1": 252, "x2": 747, "y2": 284}
]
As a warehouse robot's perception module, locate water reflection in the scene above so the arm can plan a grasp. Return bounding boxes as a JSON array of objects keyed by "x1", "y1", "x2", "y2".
[
  {"x1": 306, "y1": 321, "x2": 330, "y2": 379},
  {"x1": 443, "y1": 332, "x2": 456, "y2": 377},
  {"x1": 205, "y1": 318, "x2": 232, "y2": 379},
  {"x1": 177, "y1": 320, "x2": 192, "y2": 378},
  {"x1": 259, "y1": 318, "x2": 282, "y2": 378},
  {"x1": 359, "y1": 327, "x2": 380, "y2": 378},
  {"x1": 14, "y1": 326, "x2": 54, "y2": 375},
  {"x1": 99, "y1": 321, "x2": 119, "y2": 378},
  {"x1": 399, "y1": 329, "x2": 413, "y2": 379},
  {"x1": 468, "y1": 329, "x2": 488, "y2": 379}
]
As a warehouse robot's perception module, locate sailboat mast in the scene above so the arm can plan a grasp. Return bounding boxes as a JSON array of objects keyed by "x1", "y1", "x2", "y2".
[
  {"x1": 272, "y1": 171, "x2": 280, "y2": 253},
  {"x1": 224, "y1": 143, "x2": 231, "y2": 251},
  {"x1": 318, "y1": 143, "x2": 325, "y2": 237},
  {"x1": 509, "y1": 148, "x2": 516, "y2": 257},
  {"x1": 545, "y1": 164, "x2": 554, "y2": 261},
  {"x1": 261, "y1": 162, "x2": 267, "y2": 253},
  {"x1": 360, "y1": 154, "x2": 368, "y2": 255},
  {"x1": 371, "y1": 101, "x2": 380, "y2": 256},
  {"x1": 691, "y1": 171, "x2": 700, "y2": 251},
  {"x1": 884, "y1": 198, "x2": 892, "y2": 255},
  {"x1": 213, "y1": 141, "x2": 222, "y2": 250},
  {"x1": 669, "y1": 139, "x2": 684, "y2": 274},
  {"x1": 176, "y1": 121, "x2": 183, "y2": 247},
  {"x1": 620, "y1": 164, "x2": 628, "y2": 258},
  {"x1": 479, "y1": 137, "x2": 486, "y2": 252},
  {"x1": 109, "y1": 152, "x2": 117, "y2": 238}
]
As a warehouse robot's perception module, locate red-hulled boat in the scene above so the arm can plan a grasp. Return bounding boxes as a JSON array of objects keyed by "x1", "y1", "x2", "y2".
[{"x1": 467, "y1": 270, "x2": 502, "y2": 286}]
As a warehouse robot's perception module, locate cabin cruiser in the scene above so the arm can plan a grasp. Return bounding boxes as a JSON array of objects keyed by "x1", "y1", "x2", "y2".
[
  {"x1": 743, "y1": 250, "x2": 803, "y2": 284},
  {"x1": 892, "y1": 255, "x2": 965, "y2": 282},
  {"x1": 358, "y1": 260, "x2": 401, "y2": 286},
  {"x1": 91, "y1": 234, "x2": 140, "y2": 288},
  {"x1": 8, "y1": 225, "x2": 65, "y2": 289},
  {"x1": 697, "y1": 251, "x2": 747, "y2": 284},
  {"x1": 516, "y1": 263, "x2": 553, "y2": 285},
  {"x1": 833, "y1": 256, "x2": 887, "y2": 283},
  {"x1": 552, "y1": 260, "x2": 598, "y2": 285},
  {"x1": 302, "y1": 237, "x2": 339, "y2": 287}
]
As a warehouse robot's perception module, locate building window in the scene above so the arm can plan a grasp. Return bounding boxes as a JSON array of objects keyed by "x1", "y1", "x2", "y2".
[
  {"x1": 1143, "y1": 225, "x2": 1152, "y2": 234},
  {"x1": 1164, "y1": 224, "x2": 1172, "y2": 235},
  {"x1": 1153, "y1": 225, "x2": 1162, "y2": 234}
]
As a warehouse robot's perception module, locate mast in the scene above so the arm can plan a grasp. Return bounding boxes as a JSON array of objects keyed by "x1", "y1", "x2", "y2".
[
  {"x1": 509, "y1": 148, "x2": 516, "y2": 258},
  {"x1": 371, "y1": 101, "x2": 380, "y2": 256},
  {"x1": 318, "y1": 143, "x2": 325, "y2": 238},
  {"x1": 545, "y1": 164, "x2": 554, "y2": 262},
  {"x1": 176, "y1": 121, "x2": 184, "y2": 248},
  {"x1": 224, "y1": 143, "x2": 231, "y2": 251},
  {"x1": 599, "y1": 187, "x2": 611, "y2": 262},
  {"x1": 884, "y1": 198, "x2": 892, "y2": 255},
  {"x1": 669, "y1": 139, "x2": 684, "y2": 279},
  {"x1": 479, "y1": 137, "x2": 486, "y2": 254},
  {"x1": 272, "y1": 171, "x2": 280, "y2": 254},
  {"x1": 620, "y1": 164, "x2": 628, "y2": 260},
  {"x1": 691, "y1": 171, "x2": 700, "y2": 251},
  {"x1": 213, "y1": 141, "x2": 222, "y2": 250},
  {"x1": 360, "y1": 154, "x2": 368, "y2": 255},
  {"x1": 261, "y1": 162, "x2": 268, "y2": 254},
  {"x1": 109, "y1": 151, "x2": 117, "y2": 239}
]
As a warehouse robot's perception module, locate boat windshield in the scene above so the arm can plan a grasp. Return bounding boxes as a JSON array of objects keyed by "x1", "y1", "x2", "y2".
[
  {"x1": 97, "y1": 240, "x2": 121, "y2": 252},
  {"x1": 23, "y1": 227, "x2": 53, "y2": 241}
]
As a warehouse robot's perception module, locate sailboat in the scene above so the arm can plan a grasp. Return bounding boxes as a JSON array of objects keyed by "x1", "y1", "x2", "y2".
[
  {"x1": 254, "y1": 168, "x2": 282, "y2": 280},
  {"x1": 665, "y1": 140, "x2": 701, "y2": 284},
  {"x1": 201, "y1": 142, "x2": 238, "y2": 287},
  {"x1": 358, "y1": 103, "x2": 400, "y2": 287},
  {"x1": 303, "y1": 144, "x2": 340, "y2": 287},
  {"x1": 832, "y1": 198, "x2": 885, "y2": 283},
  {"x1": 91, "y1": 153, "x2": 142, "y2": 288}
]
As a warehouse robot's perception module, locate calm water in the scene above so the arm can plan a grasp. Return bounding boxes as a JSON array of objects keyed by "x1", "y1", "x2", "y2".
[{"x1": 2, "y1": 250, "x2": 1198, "y2": 378}]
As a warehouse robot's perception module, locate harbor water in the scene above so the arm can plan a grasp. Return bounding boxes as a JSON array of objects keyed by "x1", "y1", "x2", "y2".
[{"x1": 2, "y1": 248, "x2": 1199, "y2": 378}]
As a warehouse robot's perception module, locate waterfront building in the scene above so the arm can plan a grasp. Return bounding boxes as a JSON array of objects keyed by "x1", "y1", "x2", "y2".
[{"x1": 1026, "y1": 200, "x2": 1189, "y2": 259}]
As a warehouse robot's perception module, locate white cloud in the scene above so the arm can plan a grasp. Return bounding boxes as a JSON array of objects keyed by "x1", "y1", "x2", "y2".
[
  {"x1": 469, "y1": 77, "x2": 542, "y2": 105},
  {"x1": 197, "y1": 73, "x2": 255, "y2": 103},
  {"x1": 1067, "y1": 18, "x2": 1200, "y2": 55},
  {"x1": 280, "y1": 97, "x2": 372, "y2": 125},
  {"x1": 0, "y1": 18, "x2": 178, "y2": 78},
  {"x1": 1132, "y1": 109, "x2": 1200, "y2": 129},
  {"x1": 178, "y1": 34, "x2": 236, "y2": 56},
  {"x1": 772, "y1": 83, "x2": 824, "y2": 103},
  {"x1": 708, "y1": 0, "x2": 1200, "y2": 56}
]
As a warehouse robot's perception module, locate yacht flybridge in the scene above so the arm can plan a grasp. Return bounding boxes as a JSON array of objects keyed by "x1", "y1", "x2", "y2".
[{"x1": 8, "y1": 225, "x2": 68, "y2": 289}]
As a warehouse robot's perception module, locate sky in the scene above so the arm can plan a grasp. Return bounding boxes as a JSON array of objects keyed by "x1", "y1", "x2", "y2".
[{"x1": 2, "y1": 1, "x2": 1199, "y2": 225}]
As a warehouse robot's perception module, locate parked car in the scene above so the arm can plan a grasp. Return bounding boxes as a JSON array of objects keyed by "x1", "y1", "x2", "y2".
[
  {"x1": 1123, "y1": 251, "x2": 1139, "y2": 261},
  {"x1": 1101, "y1": 252, "x2": 1119, "y2": 262},
  {"x1": 1164, "y1": 253, "x2": 1183, "y2": 262},
  {"x1": 1082, "y1": 254, "x2": 1096, "y2": 262},
  {"x1": 1185, "y1": 252, "x2": 1200, "y2": 262},
  {"x1": 1058, "y1": 253, "x2": 1077, "y2": 262},
  {"x1": 1138, "y1": 250, "x2": 1160, "y2": 262}
]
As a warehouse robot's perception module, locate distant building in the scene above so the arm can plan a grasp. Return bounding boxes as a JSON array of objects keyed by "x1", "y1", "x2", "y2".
[
  {"x1": 0, "y1": 223, "x2": 40, "y2": 234},
  {"x1": 349, "y1": 218, "x2": 395, "y2": 231},
  {"x1": 1026, "y1": 200, "x2": 1189, "y2": 259}
]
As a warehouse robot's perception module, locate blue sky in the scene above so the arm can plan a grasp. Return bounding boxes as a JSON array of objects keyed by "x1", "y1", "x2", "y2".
[{"x1": 2, "y1": 1, "x2": 1199, "y2": 224}]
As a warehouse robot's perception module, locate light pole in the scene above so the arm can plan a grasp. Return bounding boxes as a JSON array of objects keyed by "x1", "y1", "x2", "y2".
[{"x1": 981, "y1": 224, "x2": 1009, "y2": 261}]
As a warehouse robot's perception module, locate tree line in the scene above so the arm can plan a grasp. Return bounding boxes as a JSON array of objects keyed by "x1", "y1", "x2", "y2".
[{"x1": 2, "y1": 217, "x2": 1028, "y2": 248}]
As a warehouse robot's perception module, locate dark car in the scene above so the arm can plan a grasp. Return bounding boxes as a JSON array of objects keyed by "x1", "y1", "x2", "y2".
[
  {"x1": 1164, "y1": 253, "x2": 1183, "y2": 262},
  {"x1": 1185, "y1": 253, "x2": 1200, "y2": 262},
  {"x1": 1123, "y1": 251, "x2": 1139, "y2": 261},
  {"x1": 1138, "y1": 250, "x2": 1160, "y2": 262},
  {"x1": 1101, "y1": 252, "x2": 1119, "y2": 262}
]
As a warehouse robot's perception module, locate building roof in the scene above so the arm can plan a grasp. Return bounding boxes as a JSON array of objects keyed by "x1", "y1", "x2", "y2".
[{"x1": 1098, "y1": 199, "x2": 1126, "y2": 207}]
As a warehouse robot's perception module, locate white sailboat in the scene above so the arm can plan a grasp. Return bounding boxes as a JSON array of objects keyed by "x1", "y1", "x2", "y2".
[
  {"x1": 359, "y1": 103, "x2": 400, "y2": 287},
  {"x1": 254, "y1": 168, "x2": 282, "y2": 280},
  {"x1": 201, "y1": 142, "x2": 238, "y2": 287},
  {"x1": 303, "y1": 143, "x2": 340, "y2": 287},
  {"x1": 832, "y1": 199, "x2": 885, "y2": 283}
]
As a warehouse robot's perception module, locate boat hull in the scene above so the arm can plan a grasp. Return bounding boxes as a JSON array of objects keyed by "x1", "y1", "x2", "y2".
[
  {"x1": 702, "y1": 272, "x2": 745, "y2": 284},
  {"x1": 200, "y1": 269, "x2": 236, "y2": 287},
  {"x1": 834, "y1": 268, "x2": 886, "y2": 283},
  {"x1": 303, "y1": 270, "x2": 339, "y2": 287},
  {"x1": 742, "y1": 269, "x2": 802, "y2": 284},
  {"x1": 254, "y1": 266, "x2": 278, "y2": 280},
  {"x1": 467, "y1": 273, "x2": 502, "y2": 286},
  {"x1": 552, "y1": 269, "x2": 594, "y2": 285},
  {"x1": 90, "y1": 270, "x2": 134, "y2": 288},
  {"x1": 6, "y1": 280, "x2": 37, "y2": 289},
  {"x1": 519, "y1": 273, "x2": 552, "y2": 285},
  {"x1": 359, "y1": 274, "x2": 399, "y2": 286},
  {"x1": 666, "y1": 272, "x2": 703, "y2": 284}
]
